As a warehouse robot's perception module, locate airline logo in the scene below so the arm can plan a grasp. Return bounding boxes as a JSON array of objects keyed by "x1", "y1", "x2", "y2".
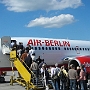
[{"x1": 28, "y1": 39, "x2": 70, "y2": 47}]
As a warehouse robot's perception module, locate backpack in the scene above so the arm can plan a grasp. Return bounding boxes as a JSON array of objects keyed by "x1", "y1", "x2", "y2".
[
  {"x1": 52, "y1": 68, "x2": 60, "y2": 80},
  {"x1": 59, "y1": 70, "x2": 67, "y2": 82}
]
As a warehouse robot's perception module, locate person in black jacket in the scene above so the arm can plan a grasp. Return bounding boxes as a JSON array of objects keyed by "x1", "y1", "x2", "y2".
[{"x1": 24, "y1": 50, "x2": 32, "y2": 73}]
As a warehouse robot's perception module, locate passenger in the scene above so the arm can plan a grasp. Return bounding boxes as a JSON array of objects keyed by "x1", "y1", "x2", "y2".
[
  {"x1": 30, "y1": 59, "x2": 39, "y2": 85},
  {"x1": 20, "y1": 49, "x2": 28, "y2": 63},
  {"x1": 31, "y1": 53, "x2": 36, "y2": 62},
  {"x1": 39, "y1": 59, "x2": 47, "y2": 69},
  {"x1": 12, "y1": 41, "x2": 19, "y2": 58},
  {"x1": 82, "y1": 64, "x2": 86, "y2": 72},
  {"x1": 36, "y1": 56, "x2": 42, "y2": 65},
  {"x1": 11, "y1": 41, "x2": 14, "y2": 48},
  {"x1": 68, "y1": 64, "x2": 78, "y2": 90},
  {"x1": 59, "y1": 66, "x2": 68, "y2": 90},
  {"x1": 26, "y1": 45, "x2": 36, "y2": 58},
  {"x1": 50, "y1": 66, "x2": 56, "y2": 90},
  {"x1": 29, "y1": 46, "x2": 35, "y2": 57},
  {"x1": 41, "y1": 64, "x2": 49, "y2": 87},
  {"x1": 82, "y1": 64, "x2": 88, "y2": 84},
  {"x1": 12, "y1": 41, "x2": 18, "y2": 50},
  {"x1": 18, "y1": 42, "x2": 24, "y2": 58},
  {"x1": 67, "y1": 64, "x2": 73, "y2": 90},
  {"x1": 24, "y1": 50, "x2": 32, "y2": 72},
  {"x1": 79, "y1": 65, "x2": 87, "y2": 90},
  {"x1": 51, "y1": 63, "x2": 60, "y2": 90},
  {"x1": 76, "y1": 66, "x2": 81, "y2": 90},
  {"x1": 54, "y1": 63, "x2": 60, "y2": 90},
  {"x1": 26, "y1": 44, "x2": 31, "y2": 51}
]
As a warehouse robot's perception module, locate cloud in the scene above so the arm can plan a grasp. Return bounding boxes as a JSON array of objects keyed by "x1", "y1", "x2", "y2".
[
  {"x1": 26, "y1": 14, "x2": 75, "y2": 28},
  {"x1": 1, "y1": 0, "x2": 83, "y2": 12}
]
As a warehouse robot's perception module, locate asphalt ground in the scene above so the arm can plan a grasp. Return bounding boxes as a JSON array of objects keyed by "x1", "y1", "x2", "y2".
[
  {"x1": 0, "y1": 71, "x2": 90, "y2": 90},
  {"x1": 0, "y1": 71, "x2": 53, "y2": 90},
  {"x1": 0, "y1": 71, "x2": 26, "y2": 90}
]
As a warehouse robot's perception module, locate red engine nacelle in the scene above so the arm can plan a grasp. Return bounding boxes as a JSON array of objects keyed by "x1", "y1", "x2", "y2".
[
  {"x1": 76, "y1": 56, "x2": 90, "y2": 72},
  {"x1": 68, "y1": 56, "x2": 90, "y2": 78}
]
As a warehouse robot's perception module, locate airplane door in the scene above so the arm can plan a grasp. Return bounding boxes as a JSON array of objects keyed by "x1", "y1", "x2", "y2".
[
  {"x1": 76, "y1": 46, "x2": 80, "y2": 54},
  {"x1": 1, "y1": 36, "x2": 11, "y2": 54}
]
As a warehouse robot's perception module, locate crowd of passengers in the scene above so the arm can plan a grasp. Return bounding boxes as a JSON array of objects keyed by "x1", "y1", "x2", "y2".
[{"x1": 11, "y1": 41, "x2": 88, "y2": 90}]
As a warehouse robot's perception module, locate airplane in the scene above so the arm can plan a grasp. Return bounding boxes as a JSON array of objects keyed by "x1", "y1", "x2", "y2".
[{"x1": 0, "y1": 36, "x2": 90, "y2": 82}]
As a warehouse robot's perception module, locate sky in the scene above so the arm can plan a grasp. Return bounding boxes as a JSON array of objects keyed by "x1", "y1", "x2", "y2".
[{"x1": 0, "y1": 0, "x2": 90, "y2": 41}]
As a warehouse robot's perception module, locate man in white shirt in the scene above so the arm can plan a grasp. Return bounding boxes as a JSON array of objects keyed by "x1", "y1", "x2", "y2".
[
  {"x1": 50, "y1": 66, "x2": 56, "y2": 78},
  {"x1": 29, "y1": 48, "x2": 35, "y2": 56},
  {"x1": 50, "y1": 66, "x2": 56, "y2": 90}
]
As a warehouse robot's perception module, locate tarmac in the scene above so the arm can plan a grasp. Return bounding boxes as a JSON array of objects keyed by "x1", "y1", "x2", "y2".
[
  {"x1": 0, "y1": 71, "x2": 90, "y2": 90},
  {"x1": 0, "y1": 71, "x2": 26, "y2": 90},
  {"x1": 0, "y1": 71, "x2": 53, "y2": 90}
]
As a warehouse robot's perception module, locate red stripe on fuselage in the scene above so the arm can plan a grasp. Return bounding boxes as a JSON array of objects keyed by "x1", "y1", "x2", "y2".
[{"x1": 0, "y1": 67, "x2": 16, "y2": 71}]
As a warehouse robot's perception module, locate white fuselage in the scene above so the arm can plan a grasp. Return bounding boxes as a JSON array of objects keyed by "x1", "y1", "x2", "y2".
[{"x1": 0, "y1": 37, "x2": 90, "y2": 68}]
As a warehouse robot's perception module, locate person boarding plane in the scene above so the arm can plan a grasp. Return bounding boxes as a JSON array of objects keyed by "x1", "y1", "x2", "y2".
[{"x1": 0, "y1": 36, "x2": 90, "y2": 82}]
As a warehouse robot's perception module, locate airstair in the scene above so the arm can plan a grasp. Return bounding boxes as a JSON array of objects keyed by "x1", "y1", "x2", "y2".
[
  {"x1": 9, "y1": 50, "x2": 46, "y2": 90},
  {"x1": 1, "y1": 36, "x2": 53, "y2": 90}
]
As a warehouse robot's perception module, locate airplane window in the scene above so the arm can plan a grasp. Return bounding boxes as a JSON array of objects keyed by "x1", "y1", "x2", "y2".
[
  {"x1": 52, "y1": 47, "x2": 54, "y2": 50},
  {"x1": 74, "y1": 48, "x2": 76, "y2": 50},
  {"x1": 88, "y1": 48, "x2": 89, "y2": 51},
  {"x1": 42, "y1": 47, "x2": 44, "y2": 50},
  {"x1": 80, "y1": 48, "x2": 82, "y2": 50},
  {"x1": 38, "y1": 47, "x2": 41, "y2": 50},
  {"x1": 35, "y1": 47, "x2": 37, "y2": 50},
  {"x1": 64, "y1": 48, "x2": 66, "y2": 50},
  {"x1": 32, "y1": 47, "x2": 33, "y2": 49},
  {"x1": 82, "y1": 48, "x2": 84, "y2": 50},
  {"x1": 58, "y1": 47, "x2": 60, "y2": 50},
  {"x1": 72, "y1": 48, "x2": 74, "y2": 50},
  {"x1": 67, "y1": 48, "x2": 69, "y2": 50},
  {"x1": 46, "y1": 47, "x2": 48, "y2": 50},
  {"x1": 85, "y1": 48, "x2": 87, "y2": 50},
  {"x1": 49, "y1": 47, "x2": 51, "y2": 50},
  {"x1": 69, "y1": 48, "x2": 71, "y2": 50},
  {"x1": 55, "y1": 47, "x2": 57, "y2": 50},
  {"x1": 76, "y1": 48, "x2": 79, "y2": 50}
]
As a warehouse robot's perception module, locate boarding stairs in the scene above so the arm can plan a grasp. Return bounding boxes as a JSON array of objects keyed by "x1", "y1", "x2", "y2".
[{"x1": 9, "y1": 50, "x2": 46, "y2": 90}]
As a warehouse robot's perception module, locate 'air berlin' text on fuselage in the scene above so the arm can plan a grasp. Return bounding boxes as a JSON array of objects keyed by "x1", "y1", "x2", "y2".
[{"x1": 28, "y1": 39, "x2": 70, "y2": 47}]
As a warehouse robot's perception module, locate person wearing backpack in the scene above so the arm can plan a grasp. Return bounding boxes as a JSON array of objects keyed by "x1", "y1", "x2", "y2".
[
  {"x1": 59, "y1": 66, "x2": 68, "y2": 90},
  {"x1": 52, "y1": 63, "x2": 60, "y2": 90}
]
